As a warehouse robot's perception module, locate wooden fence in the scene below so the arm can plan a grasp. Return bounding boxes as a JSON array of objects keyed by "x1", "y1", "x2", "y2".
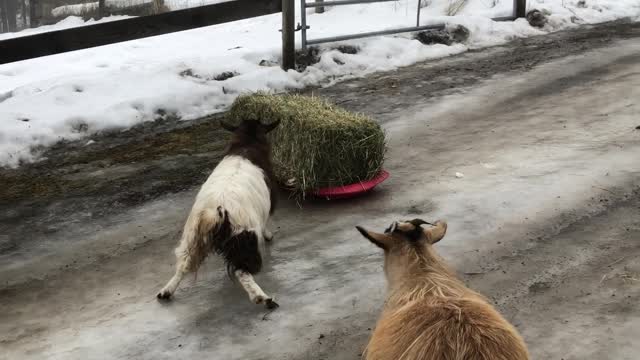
[{"x1": 0, "y1": 0, "x2": 281, "y2": 64}]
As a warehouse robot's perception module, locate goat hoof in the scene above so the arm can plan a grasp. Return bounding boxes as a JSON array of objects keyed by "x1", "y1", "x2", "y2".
[
  {"x1": 157, "y1": 290, "x2": 172, "y2": 300},
  {"x1": 265, "y1": 298, "x2": 279, "y2": 309}
]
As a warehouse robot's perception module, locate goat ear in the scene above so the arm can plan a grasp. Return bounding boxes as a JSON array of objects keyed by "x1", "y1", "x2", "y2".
[
  {"x1": 220, "y1": 120, "x2": 238, "y2": 132},
  {"x1": 423, "y1": 220, "x2": 448, "y2": 244},
  {"x1": 263, "y1": 119, "x2": 281, "y2": 133},
  {"x1": 356, "y1": 226, "x2": 391, "y2": 250}
]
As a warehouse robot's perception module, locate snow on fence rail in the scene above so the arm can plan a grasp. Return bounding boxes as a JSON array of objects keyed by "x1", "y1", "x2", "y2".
[{"x1": 51, "y1": 0, "x2": 156, "y2": 18}]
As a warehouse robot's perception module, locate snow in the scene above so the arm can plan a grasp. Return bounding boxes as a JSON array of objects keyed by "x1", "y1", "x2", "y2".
[
  {"x1": 51, "y1": 0, "x2": 154, "y2": 18},
  {"x1": 51, "y1": 3, "x2": 100, "y2": 18},
  {"x1": 165, "y1": 0, "x2": 231, "y2": 11},
  {"x1": 1, "y1": 0, "x2": 639, "y2": 167}
]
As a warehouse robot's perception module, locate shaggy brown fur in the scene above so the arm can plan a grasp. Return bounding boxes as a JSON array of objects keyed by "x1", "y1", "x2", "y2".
[{"x1": 356, "y1": 220, "x2": 529, "y2": 360}]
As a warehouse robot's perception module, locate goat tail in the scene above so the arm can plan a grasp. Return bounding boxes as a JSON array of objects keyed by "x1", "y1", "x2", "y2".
[
  {"x1": 196, "y1": 206, "x2": 230, "y2": 244},
  {"x1": 178, "y1": 206, "x2": 231, "y2": 274}
]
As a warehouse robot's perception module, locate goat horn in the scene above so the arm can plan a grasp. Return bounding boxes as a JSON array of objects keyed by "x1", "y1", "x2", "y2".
[
  {"x1": 409, "y1": 219, "x2": 434, "y2": 227},
  {"x1": 263, "y1": 119, "x2": 281, "y2": 133}
]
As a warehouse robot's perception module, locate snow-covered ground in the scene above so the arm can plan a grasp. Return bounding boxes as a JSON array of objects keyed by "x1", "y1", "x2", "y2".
[{"x1": 0, "y1": 0, "x2": 639, "y2": 167}]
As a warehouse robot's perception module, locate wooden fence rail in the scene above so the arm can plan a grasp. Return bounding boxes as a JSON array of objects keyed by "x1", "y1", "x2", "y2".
[{"x1": 0, "y1": 0, "x2": 281, "y2": 65}]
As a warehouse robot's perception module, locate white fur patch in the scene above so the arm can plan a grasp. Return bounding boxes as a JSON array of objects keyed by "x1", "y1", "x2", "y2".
[{"x1": 187, "y1": 155, "x2": 271, "y2": 243}]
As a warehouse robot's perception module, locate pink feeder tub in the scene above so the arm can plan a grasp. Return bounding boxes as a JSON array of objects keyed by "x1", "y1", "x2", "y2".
[{"x1": 310, "y1": 170, "x2": 390, "y2": 200}]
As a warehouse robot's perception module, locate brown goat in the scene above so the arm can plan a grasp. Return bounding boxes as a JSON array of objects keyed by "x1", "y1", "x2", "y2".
[{"x1": 356, "y1": 219, "x2": 529, "y2": 360}]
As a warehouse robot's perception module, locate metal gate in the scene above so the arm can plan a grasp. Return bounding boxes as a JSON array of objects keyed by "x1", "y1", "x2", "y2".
[{"x1": 299, "y1": 0, "x2": 526, "y2": 50}]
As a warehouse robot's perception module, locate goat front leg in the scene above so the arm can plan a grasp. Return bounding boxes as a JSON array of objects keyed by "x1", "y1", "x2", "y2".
[
  {"x1": 263, "y1": 219, "x2": 274, "y2": 243},
  {"x1": 234, "y1": 270, "x2": 279, "y2": 309},
  {"x1": 263, "y1": 228, "x2": 274, "y2": 243}
]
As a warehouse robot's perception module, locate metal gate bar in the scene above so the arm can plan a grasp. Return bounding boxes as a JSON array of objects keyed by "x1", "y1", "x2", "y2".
[
  {"x1": 306, "y1": 16, "x2": 513, "y2": 46},
  {"x1": 299, "y1": 0, "x2": 523, "y2": 50}
]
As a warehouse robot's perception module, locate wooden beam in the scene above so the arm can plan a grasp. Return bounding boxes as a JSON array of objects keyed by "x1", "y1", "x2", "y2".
[{"x1": 0, "y1": 0, "x2": 282, "y2": 65}]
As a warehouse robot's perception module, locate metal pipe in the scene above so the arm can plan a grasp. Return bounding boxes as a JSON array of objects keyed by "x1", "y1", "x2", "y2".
[
  {"x1": 416, "y1": 0, "x2": 421, "y2": 27},
  {"x1": 305, "y1": 0, "x2": 397, "y2": 8},
  {"x1": 307, "y1": 24, "x2": 445, "y2": 45},
  {"x1": 305, "y1": 16, "x2": 515, "y2": 45},
  {"x1": 300, "y1": 0, "x2": 308, "y2": 50},
  {"x1": 492, "y1": 15, "x2": 516, "y2": 22},
  {"x1": 514, "y1": 0, "x2": 526, "y2": 18}
]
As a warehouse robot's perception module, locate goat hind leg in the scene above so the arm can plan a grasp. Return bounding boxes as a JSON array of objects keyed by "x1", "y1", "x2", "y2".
[
  {"x1": 157, "y1": 246, "x2": 198, "y2": 300},
  {"x1": 157, "y1": 268, "x2": 186, "y2": 300},
  {"x1": 234, "y1": 270, "x2": 279, "y2": 309}
]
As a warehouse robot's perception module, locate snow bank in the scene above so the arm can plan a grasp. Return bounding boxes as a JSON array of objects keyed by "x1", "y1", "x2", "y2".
[{"x1": 0, "y1": 0, "x2": 639, "y2": 167}]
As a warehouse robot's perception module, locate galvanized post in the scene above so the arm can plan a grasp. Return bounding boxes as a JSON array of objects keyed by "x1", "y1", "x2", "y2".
[
  {"x1": 316, "y1": 0, "x2": 324, "y2": 13},
  {"x1": 282, "y1": 0, "x2": 295, "y2": 70},
  {"x1": 300, "y1": 0, "x2": 308, "y2": 50},
  {"x1": 514, "y1": 0, "x2": 526, "y2": 18},
  {"x1": 416, "y1": 0, "x2": 421, "y2": 26}
]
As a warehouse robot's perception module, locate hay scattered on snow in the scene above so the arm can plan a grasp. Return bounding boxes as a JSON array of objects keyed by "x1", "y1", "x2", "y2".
[{"x1": 226, "y1": 93, "x2": 387, "y2": 198}]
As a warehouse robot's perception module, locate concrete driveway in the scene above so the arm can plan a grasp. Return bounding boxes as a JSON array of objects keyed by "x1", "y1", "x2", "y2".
[{"x1": 1, "y1": 21, "x2": 639, "y2": 360}]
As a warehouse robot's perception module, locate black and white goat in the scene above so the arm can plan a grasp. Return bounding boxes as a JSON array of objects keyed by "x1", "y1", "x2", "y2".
[{"x1": 157, "y1": 118, "x2": 280, "y2": 309}]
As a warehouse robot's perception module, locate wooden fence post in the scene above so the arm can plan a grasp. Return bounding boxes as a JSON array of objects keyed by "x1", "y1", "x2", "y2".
[
  {"x1": 316, "y1": 0, "x2": 324, "y2": 13},
  {"x1": 28, "y1": 0, "x2": 37, "y2": 27},
  {"x1": 97, "y1": 0, "x2": 106, "y2": 20},
  {"x1": 281, "y1": 0, "x2": 295, "y2": 70},
  {"x1": 5, "y1": 0, "x2": 17, "y2": 31},
  {"x1": 514, "y1": 0, "x2": 526, "y2": 18}
]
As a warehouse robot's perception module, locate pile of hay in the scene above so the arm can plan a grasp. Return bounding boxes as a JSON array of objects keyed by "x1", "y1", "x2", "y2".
[{"x1": 226, "y1": 93, "x2": 387, "y2": 198}]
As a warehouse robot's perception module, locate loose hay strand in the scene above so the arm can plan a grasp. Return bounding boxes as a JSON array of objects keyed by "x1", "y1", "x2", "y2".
[{"x1": 227, "y1": 93, "x2": 387, "y2": 198}]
